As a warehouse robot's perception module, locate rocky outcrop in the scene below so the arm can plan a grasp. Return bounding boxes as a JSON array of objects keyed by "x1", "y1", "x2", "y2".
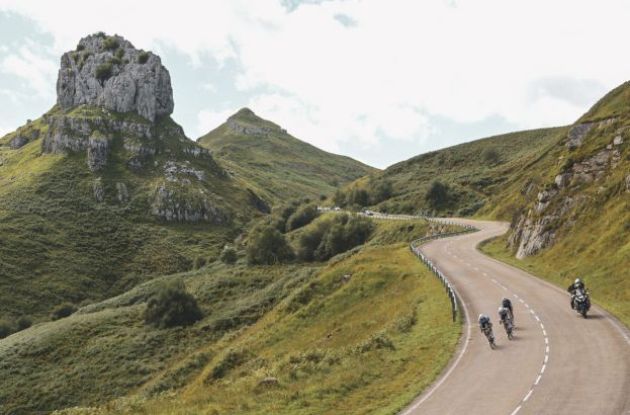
[
  {"x1": 626, "y1": 175, "x2": 630, "y2": 192},
  {"x1": 87, "y1": 136, "x2": 109, "y2": 172},
  {"x1": 56, "y1": 33, "x2": 173, "y2": 122},
  {"x1": 92, "y1": 178, "x2": 105, "y2": 202},
  {"x1": 566, "y1": 122, "x2": 594, "y2": 149},
  {"x1": 151, "y1": 184, "x2": 228, "y2": 223},
  {"x1": 116, "y1": 182, "x2": 129, "y2": 203},
  {"x1": 511, "y1": 130, "x2": 624, "y2": 258}
]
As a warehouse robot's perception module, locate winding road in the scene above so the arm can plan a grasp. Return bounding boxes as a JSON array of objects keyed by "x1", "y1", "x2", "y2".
[{"x1": 400, "y1": 218, "x2": 630, "y2": 415}]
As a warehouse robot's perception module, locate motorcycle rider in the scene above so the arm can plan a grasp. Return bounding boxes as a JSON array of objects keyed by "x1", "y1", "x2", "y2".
[
  {"x1": 478, "y1": 314, "x2": 492, "y2": 333},
  {"x1": 501, "y1": 297, "x2": 514, "y2": 322},
  {"x1": 567, "y1": 278, "x2": 587, "y2": 309}
]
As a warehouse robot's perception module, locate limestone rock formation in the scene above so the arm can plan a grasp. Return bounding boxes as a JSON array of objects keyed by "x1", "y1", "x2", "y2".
[{"x1": 56, "y1": 33, "x2": 173, "y2": 122}]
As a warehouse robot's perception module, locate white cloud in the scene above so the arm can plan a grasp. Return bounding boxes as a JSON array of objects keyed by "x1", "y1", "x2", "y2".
[
  {"x1": 0, "y1": 42, "x2": 56, "y2": 98},
  {"x1": 2, "y1": 0, "x2": 630, "y2": 167},
  {"x1": 196, "y1": 109, "x2": 235, "y2": 138}
]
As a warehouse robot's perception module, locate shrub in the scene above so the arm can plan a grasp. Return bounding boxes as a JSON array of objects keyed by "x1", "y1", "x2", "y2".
[
  {"x1": 144, "y1": 281, "x2": 202, "y2": 328},
  {"x1": 210, "y1": 349, "x2": 247, "y2": 380},
  {"x1": 482, "y1": 148, "x2": 501, "y2": 165},
  {"x1": 110, "y1": 56, "x2": 122, "y2": 65},
  {"x1": 76, "y1": 44, "x2": 85, "y2": 51},
  {"x1": 0, "y1": 320, "x2": 14, "y2": 339},
  {"x1": 138, "y1": 51, "x2": 150, "y2": 64},
  {"x1": 286, "y1": 204, "x2": 320, "y2": 231},
  {"x1": 425, "y1": 180, "x2": 451, "y2": 210},
  {"x1": 16, "y1": 316, "x2": 32, "y2": 331},
  {"x1": 370, "y1": 180, "x2": 394, "y2": 204},
  {"x1": 220, "y1": 246, "x2": 238, "y2": 264},
  {"x1": 51, "y1": 303, "x2": 77, "y2": 321},
  {"x1": 95, "y1": 31, "x2": 106, "y2": 38},
  {"x1": 298, "y1": 214, "x2": 373, "y2": 262},
  {"x1": 103, "y1": 36, "x2": 119, "y2": 51},
  {"x1": 247, "y1": 225, "x2": 294, "y2": 265},
  {"x1": 115, "y1": 48, "x2": 125, "y2": 59},
  {"x1": 95, "y1": 63, "x2": 113, "y2": 82},
  {"x1": 193, "y1": 256, "x2": 207, "y2": 269}
]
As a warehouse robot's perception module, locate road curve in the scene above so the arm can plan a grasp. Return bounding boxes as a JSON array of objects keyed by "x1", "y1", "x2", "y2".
[{"x1": 401, "y1": 218, "x2": 630, "y2": 415}]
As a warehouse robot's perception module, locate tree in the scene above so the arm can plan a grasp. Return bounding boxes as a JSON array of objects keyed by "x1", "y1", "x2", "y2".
[
  {"x1": 144, "y1": 281, "x2": 202, "y2": 328},
  {"x1": 16, "y1": 316, "x2": 32, "y2": 331},
  {"x1": 286, "y1": 204, "x2": 320, "y2": 231},
  {"x1": 247, "y1": 225, "x2": 294, "y2": 265},
  {"x1": 370, "y1": 180, "x2": 394, "y2": 204},
  {"x1": 0, "y1": 320, "x2": 13, "y2": 339},
  {"x1": 425, "y1": 181, "x2": 450, "y2": 210}
]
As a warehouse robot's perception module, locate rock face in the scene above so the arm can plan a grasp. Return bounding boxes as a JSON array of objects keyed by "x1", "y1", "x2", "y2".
[
  {"x1": 510, "y1": 125, "x2": 625, "y2": 258},
  {"x1": 56, "y1": 33, "x2": 174, "y2": 122}
]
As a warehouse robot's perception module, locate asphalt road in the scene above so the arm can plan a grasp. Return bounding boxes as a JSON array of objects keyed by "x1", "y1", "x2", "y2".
[{"x1": 401, "y1": 218, "x2": 630, "y2": 415}]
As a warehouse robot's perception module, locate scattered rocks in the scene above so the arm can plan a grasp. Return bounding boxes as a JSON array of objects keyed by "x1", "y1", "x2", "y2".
[
  {"x1": 87, "y1": 136, "x2": 110, "y2": 171},
  {"x1": 554, "y1": 173, "x2": 571, "y2": 189},
  {"x1": 163, "y1": 160, "x2": 206, "y2": 182},
  {"x1": 341, "y1": 274, "x2": 352, "y2": 284},
  {"x1": 116, "y1": 182, "x2": 129, "y2": 203},
  {"x1": 566, "y1": 122, "x2": 594, "y2": 149},
  {"x1": 92, "y1": 179, "x2": 105, "y2": 202},
  {"x1": 613, "y1": 135, "x2": 624, "y2": 146},
  {"x1": 626, "y1": 175, "x2": 630, "y2": 192},
  {"x1": 56, "y1": 33, "x2": 174, "y2": 122}
]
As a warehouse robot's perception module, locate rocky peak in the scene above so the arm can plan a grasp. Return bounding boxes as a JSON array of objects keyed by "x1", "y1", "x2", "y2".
[
  {"x1": 226, "y1": 108, "x2": 287, "y2": 137},
  {"x1": 56, "y1": 33, "x2": 174, "y2": 122}
]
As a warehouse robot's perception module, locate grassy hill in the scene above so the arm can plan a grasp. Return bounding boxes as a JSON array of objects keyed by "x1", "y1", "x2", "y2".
[
  {"x1": 0, "y1": 217, "x2": 460, "y2": 415},
  {"x1": 197, "y1": 108, "x2": 377, "y2": 204},
  {"x1": 479, "y1": 82, "x2": 630, "y2": 326},
  {"x1": 0, "y1": 105, "x2": 266, "y2": 325},
  {"x1": 334, "y1": 126, "x2": 565, "y2": 216}
]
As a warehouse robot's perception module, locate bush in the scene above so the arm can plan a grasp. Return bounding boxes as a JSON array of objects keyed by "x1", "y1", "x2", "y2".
[
  {"x1": 115, "y1": 48, "x2": 125, "y2": 59},
  {"x1": 76, "y1": 44, "x2": 85, "y2": 51},
  {"x1": 210, "y1": 349, "x2": 247, "y2": 380},
  {"x1": 482, "y1": 148, "x2": 500, "y2": 165},
  {"x1": 144, "y1": 281, "x2": 202, "y2": 328},
  {"x1": 95, "y1": 63, "x2": 113, "y2": 82},
  {"x1": 370, "y1": 180, "x2": 394, "y2": 204},
  {"x1": 16, "y1": 316, "x2": 32, "y2": 331},
  {"x1": 247, "y1": 225, "x2": 294, "y2": 265},
  {"x1": 103, "y1": 36, "x2": 119, "y2": 51},
  {"x1": 193, "y1": 256, "x2": 207, "y2": 269},
  {"x1": 286, "y1": 204, "x2": 320, "y2": 231},
  {"x1": 298, "y1": 214, "x2": 373, "y2": 262},
  {"x1": 0, "y1": 320, "x2": 14, "y2": 339},
  {"x1": 220, "y1": 246, "x2": 238, "y2": 264},
  {"x1": 51, "y1": 303, "x2": 77, "y2": 321},
  {"x1": 138, "y1": 51, "x2": 149, "y2": 64},
  {"x1": 425, "y1": 180, "x2": 451, "y2": 210}
]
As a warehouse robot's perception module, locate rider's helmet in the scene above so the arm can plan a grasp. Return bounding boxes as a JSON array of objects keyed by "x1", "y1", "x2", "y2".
[
  {"x1": 502, "y1": 297, "x2": 511, "y2": 307},
  {"x1": 498, "y1": 306, "x2": 508, "y2": 317},
  {"x1": 575, "y1": 278, "x2": 582, "y2": 285},
  {"x1": 478, "y1": 314, "x2": 489, "y2": 324}
]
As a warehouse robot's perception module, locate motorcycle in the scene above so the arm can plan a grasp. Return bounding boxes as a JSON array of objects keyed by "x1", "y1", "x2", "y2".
[
  {"x1": 502, "y1": 317, "x2": 514, "y2": 340},
  {"x1": 481, "y1": 326, "x2": 496, "y2": 349},
  {"x1": 574, "y1": 288, "x2": 590, "y2": 318}
]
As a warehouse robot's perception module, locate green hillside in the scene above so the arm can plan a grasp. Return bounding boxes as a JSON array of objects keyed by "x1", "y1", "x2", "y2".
[
  {"x1": 0, "y1": 217, "x2": 460, "y2": 415},
  {"x1": 0, "y1": 105, "x2": 265, "y2": 324},
  {"x1": 197, "y1": 108, "x2": 377, "y2": 204},
  {"x1": 344, "y1": 127, "x2": 565, "y2": 216}
]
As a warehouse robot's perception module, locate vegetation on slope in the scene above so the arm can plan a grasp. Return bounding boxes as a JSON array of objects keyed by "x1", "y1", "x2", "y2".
[
  {"x1": 1, "y1": 216, "x2": 461, "y2": 415},
  {"x1": 0, "y1": 106, "x2": 261, "y2": 323},
  {"x1": 197, "y1": 108, "x2": 377, "y2": 204},
  {"x1": 335, "y1": 127, "x2": 565, "y2": 216}
]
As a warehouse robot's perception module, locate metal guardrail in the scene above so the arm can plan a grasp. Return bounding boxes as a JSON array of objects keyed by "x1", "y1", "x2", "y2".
[{"x1": 409, "y1": 220, "x2": 478, "y2": 322}]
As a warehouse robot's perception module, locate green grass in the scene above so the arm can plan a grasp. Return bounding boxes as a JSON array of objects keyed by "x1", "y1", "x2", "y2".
[
  {"x1": 55, "y1": 244, "x2": 460, "y2": 415},
  {"x1": 0, "y1": 106, "x2": 263, "y2": 322},
  {"x1": 347, "y1": 126, "x2": 565, "y2": 216},
  {"x1": 197, "y1": 108, "x2": 377, "y2": 204}
]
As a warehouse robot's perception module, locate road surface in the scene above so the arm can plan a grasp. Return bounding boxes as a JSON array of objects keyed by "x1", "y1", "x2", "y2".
[{"x1": 401, "y1": 218, "x2": 630, "y2": 415}]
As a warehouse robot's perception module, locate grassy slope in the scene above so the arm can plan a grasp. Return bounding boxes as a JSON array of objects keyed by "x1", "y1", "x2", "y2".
[
  {"x1": 1, "y1": 218, "x2": 460, "y2": 415},
  {"x1": 0, "y1": 106, "x2": 258, "y2": 322},
  {"x1": 363, "y1": 127, "x2": 565, "y2": 216},
  {"x1": 477, "y1": 82, "x2": 630, "y2": 327},
  {"x1": 197, "y1": 108, "x2": 377, "y2": 204}
]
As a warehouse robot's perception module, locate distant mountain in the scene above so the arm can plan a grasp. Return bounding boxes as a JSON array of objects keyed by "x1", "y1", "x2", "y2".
[
  {"x1": 0, "y1": 33, "x2": 267, "y2": 322},
  {"x1": 197, "y1": 108, "x2": 377, "y2": 204}
]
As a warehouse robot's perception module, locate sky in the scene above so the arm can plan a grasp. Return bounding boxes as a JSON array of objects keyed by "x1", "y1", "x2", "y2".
[{"x1": 1, "y1": 0, "x2": 629, "y2": 168}]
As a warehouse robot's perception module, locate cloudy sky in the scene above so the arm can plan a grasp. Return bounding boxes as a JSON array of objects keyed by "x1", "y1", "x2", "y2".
[{"x1": 1, "y1": 0, "x2": 629, "y2": 168}]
